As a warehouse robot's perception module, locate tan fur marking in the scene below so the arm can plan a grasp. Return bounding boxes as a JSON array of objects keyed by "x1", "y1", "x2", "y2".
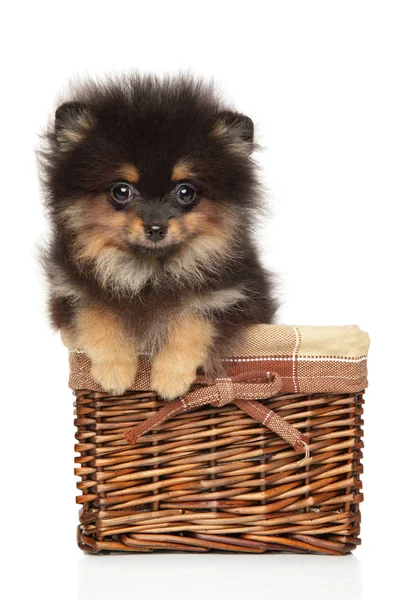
[
  {"x1": 57, "y1": 111, "x2": 96, "y2": 151},
  {"x1": 210, "y1": 120, "x2": 252, "y2": 156},
  {"x1": 62, "y1": 195, "x2": 129, "y2": 261},
  {"x1": 180, "y1": 197, "x2": 238, "y2": 256},
  {"x1": 62, "y1": 195, "x2": 126, "y2": 232},
  {"x1": 77, "y1": 231, "x2": 112, "y2": 260},
  {"x1": 58, "y1": 129, "x2": 86, "y2": 147},
  {"x1": 160, "y1": 199, "x2": 241, "y2": 287},
  {"x1": 172, "y1": 158, "x2": 195, "y2": 181},
  {"x1": 151, "y1": 315, "x2": 215, "y2": 400},
  {"x1": 118, "y1": 164, "x2": 140, "y2": 183},
  {"x1": 128, "y1": 215, "x2": 146, "y2": 240},
  {"x1": 76, "y1": 111, "x2": 96, "y2": 132},
  {"x1": 76, "y1": 306, "x2": 138, "y2": 395},
  {"x1": 211, "y1": 121, "x2": 229, "y2": 138},
  {"x1": 166, "y1": 217, "x2": 182, "y2": 244}
]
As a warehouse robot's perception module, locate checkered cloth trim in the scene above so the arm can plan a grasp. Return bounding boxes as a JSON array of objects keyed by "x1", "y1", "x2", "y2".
[{"x1": 69, "y1": 324, "x2": 369, "y2": 395}]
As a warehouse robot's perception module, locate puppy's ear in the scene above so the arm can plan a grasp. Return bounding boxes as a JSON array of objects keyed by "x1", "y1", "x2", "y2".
[
  {"x1": 212, "y1": 110, "x2": 254, "y2": 154},
  {"x1": 54, "y1": 101, "x2": 96, "y2": 151}
]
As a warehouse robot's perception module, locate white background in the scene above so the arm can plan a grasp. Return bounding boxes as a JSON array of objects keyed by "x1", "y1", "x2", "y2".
[{"x1": 1, "y1": 1, "x2": 399, "y2": 599}]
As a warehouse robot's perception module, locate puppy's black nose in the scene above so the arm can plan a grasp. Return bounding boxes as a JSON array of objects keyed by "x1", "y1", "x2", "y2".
[{"x1": 146, "y1": 224, "x2": 167, "y2": 242}]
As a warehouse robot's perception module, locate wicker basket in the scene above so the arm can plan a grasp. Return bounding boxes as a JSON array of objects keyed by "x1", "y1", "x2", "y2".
[{"x1": 72, "y1": 324, "x2": 369, "y2": 555}]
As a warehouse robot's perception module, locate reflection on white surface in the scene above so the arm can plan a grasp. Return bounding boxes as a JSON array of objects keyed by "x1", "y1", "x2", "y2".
[{"x1": 78, "y1": 553, "x2": 361, "y2": 600}]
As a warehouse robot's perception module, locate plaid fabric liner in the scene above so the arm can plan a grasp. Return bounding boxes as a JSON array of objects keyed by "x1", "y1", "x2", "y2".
[{"x1": 69, "y1": 324, "x2": 369, "y2": 395}]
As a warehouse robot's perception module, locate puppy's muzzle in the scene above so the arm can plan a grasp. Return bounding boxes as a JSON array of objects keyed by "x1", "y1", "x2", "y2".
[{"x1": 145, "y1": 223, "x2": 167, "y2": 242}]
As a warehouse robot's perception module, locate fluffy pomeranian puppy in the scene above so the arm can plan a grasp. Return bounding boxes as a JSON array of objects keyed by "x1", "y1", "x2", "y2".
[{"x1": 39, "y1": 75, "x2": 277, "y2": 398}]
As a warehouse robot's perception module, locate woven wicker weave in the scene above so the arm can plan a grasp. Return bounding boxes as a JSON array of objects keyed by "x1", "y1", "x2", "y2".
[{"x1": 73, "y1": 325, "x2": 367, "y2": 555}]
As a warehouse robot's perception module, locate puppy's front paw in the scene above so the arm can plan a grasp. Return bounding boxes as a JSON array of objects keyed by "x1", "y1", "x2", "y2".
[
  {"x1": 91, "y1": 356, "x2": 138, "y2": 396},
  {"x1": 151, "y1": 354, "x2": 197, "y2": 400}
]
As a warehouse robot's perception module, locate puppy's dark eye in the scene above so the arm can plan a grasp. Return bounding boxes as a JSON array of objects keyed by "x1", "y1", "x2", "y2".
[
  {"x1": 110, "y1": 183, "x2": 134, "y2": 206},
  {"x1": 177, "y1": 183, "x2": 197, "y2": 205}
]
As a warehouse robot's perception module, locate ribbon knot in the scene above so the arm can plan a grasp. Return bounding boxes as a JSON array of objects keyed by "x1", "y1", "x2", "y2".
[
  {"x1": 124, "y1": 370, "x2": 310, "y2": 462},
  {"x1": 211, "y1": 377, "x2": 235, "y2": 407}
]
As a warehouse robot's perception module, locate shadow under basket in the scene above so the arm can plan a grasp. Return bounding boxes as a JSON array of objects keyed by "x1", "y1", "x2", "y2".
[{"x1": 71, "y1": 324, "x2": 369, "y2": 555}]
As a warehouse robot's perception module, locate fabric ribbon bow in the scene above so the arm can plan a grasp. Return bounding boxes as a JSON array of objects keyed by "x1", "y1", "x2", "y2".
[{"x1": 124, "y1": 371, "x2": 310, "y2": 462}]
